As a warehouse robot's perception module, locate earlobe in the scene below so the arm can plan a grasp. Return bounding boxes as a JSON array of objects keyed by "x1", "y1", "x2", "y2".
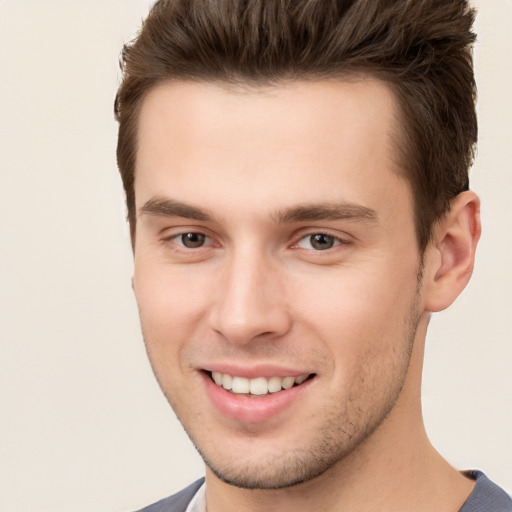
[{"x1": 424, "y1": 190, "x2": 481, "y2": 312}]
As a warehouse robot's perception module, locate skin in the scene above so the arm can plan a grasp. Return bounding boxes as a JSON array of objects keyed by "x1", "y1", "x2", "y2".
[{"x1": 132, "y1": 79, "x2": 480, "y2": 512}]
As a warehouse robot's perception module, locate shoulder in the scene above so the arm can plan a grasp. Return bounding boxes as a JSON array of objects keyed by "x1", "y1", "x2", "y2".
[
  {"x1": 134, "y1": 478, "x2": 205, "y2": 512},
  {"x1": 460, "y1": 471, "x2": 511, "y2": 512}
]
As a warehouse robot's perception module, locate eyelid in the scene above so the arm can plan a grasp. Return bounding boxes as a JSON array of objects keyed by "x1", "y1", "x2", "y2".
[
  {"x1": 170, "y1": 232, "x2": 213, "y2": 247},
  {"x1": 296, "y1": 234, "x2": 340, "y2": 250},
  {"x1": 291, "y1": 229, "x2": 352, "y2": 249},
  {"x1": 158, "y1": 225, "x2": 351, "y2": 252},
  {"x1": 160, "y1": 227, "x2": 219, "y2": 250}
]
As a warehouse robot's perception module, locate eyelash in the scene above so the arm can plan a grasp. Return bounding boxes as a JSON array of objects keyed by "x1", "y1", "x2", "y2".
[
  {"x1": 293, "y1": 232, "x2": 349, "y2": 251},
  {"x1": 163, "y1": 230, "x2": 349, "y2": 253},
  {"x1": 164, "y1": 232, "x2": 215, "y2": 250}
]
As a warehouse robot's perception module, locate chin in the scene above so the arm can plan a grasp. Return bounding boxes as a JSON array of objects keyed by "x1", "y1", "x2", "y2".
[
  {"x1": 202, "y1": 447, "x2": 339, "y2": 490},
  {"x1": 185, "y1": 408, "x2": 381, "y2": 491}
]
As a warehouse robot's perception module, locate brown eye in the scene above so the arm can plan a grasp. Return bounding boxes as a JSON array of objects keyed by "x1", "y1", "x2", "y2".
[
  {"x1": 181, "y1": 233, "x2": 206, "y2": 248},
  {"x1": 307, "y1": 233, "x2": 336, "y2": 250},
  {"x1": 296, "y1": 233, "x2": 341, "y2": 250}
]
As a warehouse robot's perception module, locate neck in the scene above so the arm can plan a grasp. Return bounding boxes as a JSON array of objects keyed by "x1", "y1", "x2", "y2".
[{"x1": 204, "y1": 315, "x2": 475, "y2": 512}]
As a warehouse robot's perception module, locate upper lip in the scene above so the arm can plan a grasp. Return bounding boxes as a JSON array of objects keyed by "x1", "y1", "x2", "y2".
[{"x1": 199, "y1": 363, "x2": 314, "y2": 379}]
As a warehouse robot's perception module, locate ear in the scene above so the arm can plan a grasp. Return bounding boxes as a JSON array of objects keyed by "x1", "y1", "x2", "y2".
[{"x1": 423, "y1": 190, "x2": 481, "y2": 312}]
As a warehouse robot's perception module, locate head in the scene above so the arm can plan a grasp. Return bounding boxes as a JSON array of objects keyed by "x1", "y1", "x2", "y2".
[{"x1": 115, "y1": 0, "x2": 480, "y2": 491}]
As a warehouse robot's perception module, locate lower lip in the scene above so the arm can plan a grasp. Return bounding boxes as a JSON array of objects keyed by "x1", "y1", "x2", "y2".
[{"x1": 202, "y1": 373, "x2": 313, "y2": 424}]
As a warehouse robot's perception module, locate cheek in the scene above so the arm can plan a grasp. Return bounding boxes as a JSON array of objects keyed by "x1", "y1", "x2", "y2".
[
  {"x1": 133, "y1": 259, "x2": 214, "y2": 355},
  {"x1": 292, "y1": 265, "x2": 409, "y2": 323},
  {"x1": 289, "y1": 262, "x2": 419, "y2": 358},
  {"x1": 133, "y1": 263, "x2": 210, "y2": 401}
]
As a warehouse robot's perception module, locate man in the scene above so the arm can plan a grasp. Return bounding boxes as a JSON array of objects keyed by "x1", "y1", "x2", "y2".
[{"x1": 114, "y1": 1, "x2": 511, "y2": 511}]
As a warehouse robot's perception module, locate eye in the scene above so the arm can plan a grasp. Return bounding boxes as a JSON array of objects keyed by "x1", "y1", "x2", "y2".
[
  {"x1": 296, "y1": 233, "x2": 342, "y2": 251},
  {"x1": 172, "y1": 232, "x2": 210, "y2": 248}
]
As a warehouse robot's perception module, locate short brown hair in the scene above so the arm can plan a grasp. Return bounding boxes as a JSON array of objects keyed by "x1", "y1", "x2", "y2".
[{"x1": 115, "y1": 0, "x2": 477, "y2": 251}]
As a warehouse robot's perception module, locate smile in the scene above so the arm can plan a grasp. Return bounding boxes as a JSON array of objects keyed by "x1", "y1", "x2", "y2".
[{"x1": 210, "y1": 372, "x2": 312, "y2": 396}]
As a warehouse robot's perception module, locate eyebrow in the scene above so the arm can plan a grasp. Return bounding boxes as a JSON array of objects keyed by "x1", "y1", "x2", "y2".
[
  {"x1": 140, "y1": 196, "x2": 378, "y2": 224},
  {"x1": 274, "y1": 203, "x2": 378, "y2": 224},
  {"x1": 140, "y1": 197, "x2": 212, "y2": 221}
]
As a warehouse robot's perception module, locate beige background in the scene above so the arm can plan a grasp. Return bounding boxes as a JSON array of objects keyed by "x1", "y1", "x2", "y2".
[{"x1": 0, "y1": 1, "x2": 510, "y2": 511}]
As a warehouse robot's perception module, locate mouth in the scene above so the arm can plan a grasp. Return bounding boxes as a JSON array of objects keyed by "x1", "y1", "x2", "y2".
[
  {"x1": 208, "y1": 371, "x2": 315, "y2": 397},
  {"x1": 202, "y1": 368, "x2": 317, "y2": 423}
]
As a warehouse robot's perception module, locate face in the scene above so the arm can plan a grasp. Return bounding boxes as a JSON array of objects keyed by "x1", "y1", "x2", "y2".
[{"x1": 133, "y1": 79, "x2": 426, "y2": 489}]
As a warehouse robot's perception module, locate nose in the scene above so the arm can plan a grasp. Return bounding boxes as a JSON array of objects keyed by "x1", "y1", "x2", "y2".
[{"x1": 208, "y1": 249, "x2": 292, "y2": 345}]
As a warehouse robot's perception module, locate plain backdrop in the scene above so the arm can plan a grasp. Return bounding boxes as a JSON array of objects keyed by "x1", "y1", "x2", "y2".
[{"x1": 0, "y1": 1, "x2": 510, "y2": 511}]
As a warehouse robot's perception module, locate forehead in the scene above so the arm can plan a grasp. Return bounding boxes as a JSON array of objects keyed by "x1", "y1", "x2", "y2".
[{"x1": 134, "y1": 79, "x2": 410, "y2": 223}]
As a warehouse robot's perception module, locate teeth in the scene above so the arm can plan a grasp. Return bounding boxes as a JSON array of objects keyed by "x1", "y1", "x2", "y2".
[
  {"x1": 267, "y1": 376, "x2": 282, "y2": 393},
  {"x1": 211, "y1": 372, "x2": 311, "y2": 395},
  {"x1": 249, "y1": 377, "x2": 268, "y2": 396},
  {"x1": 232, "y1": 376, "x2": 250, "y2": 394},
  {"x1": 294, "y1": 374, "x2": 308, "y2": 385},
  {"x1": 281, "y1": 376, "x2": 295, "y2": 389},
  {"x1": 222, "y1": 373, "x2": 232, "y2": 390}
]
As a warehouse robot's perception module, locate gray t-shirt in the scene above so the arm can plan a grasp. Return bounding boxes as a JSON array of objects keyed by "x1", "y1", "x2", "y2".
[
  {"x1": 138, "y1": 471, "x2": 511, "y2": 512},
  {"x1": 459, "y1": 471, "x2": 511, "y2": 512}
]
